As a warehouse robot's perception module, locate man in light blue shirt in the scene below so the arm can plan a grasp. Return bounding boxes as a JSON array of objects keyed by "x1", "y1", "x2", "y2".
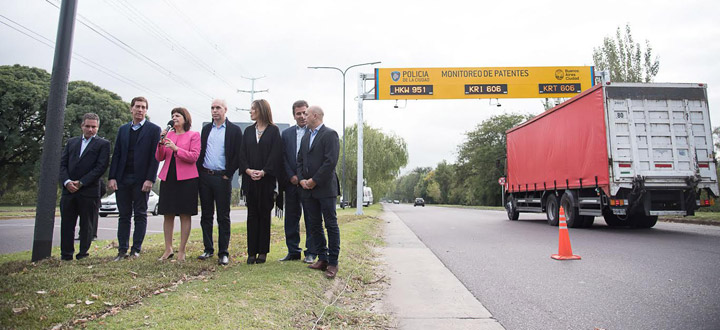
[
  {"x1": 197, "y1": 99, "x2": 243, "y2": 265},
  {"x1": 279, "y1": 100, "x2": 316, "y2": 263}
]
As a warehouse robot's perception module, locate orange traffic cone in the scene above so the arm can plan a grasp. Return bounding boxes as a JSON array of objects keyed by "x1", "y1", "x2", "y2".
[{"x1": 551, "y1": 206, "x2": 581, "y2": 260}]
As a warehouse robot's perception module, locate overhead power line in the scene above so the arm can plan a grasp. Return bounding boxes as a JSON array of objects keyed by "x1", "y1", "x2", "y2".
[
  {"x1": 0, "y1": 14, "x2": 180, "y2": 104},
  {"x1": 44, "y1": 0, "x2": 214, "y2": 100},
  {"x1": 105, "y1": 0, "x2": 240, "y2": 90},
  {"x1": 160, "y1": 0, "x2": 250, "y2": 77}
]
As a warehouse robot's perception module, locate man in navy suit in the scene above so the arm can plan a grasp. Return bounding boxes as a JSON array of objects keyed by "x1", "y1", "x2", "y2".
[
  {"x1": 279, "y1": 100, "x2": 316, "y2": 263},
  {"x1": 59, "y1": 113, "x2": 110, "y2": 260},
  {"x1": 297, "y1": 105, "x2": 341, "y2": 278},
  {"x1": 108, "y1": 96, "x2": 161, "y2": 261}
]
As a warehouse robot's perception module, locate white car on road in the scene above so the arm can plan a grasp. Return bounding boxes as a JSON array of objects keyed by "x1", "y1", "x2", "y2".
[{"x1": 99, "y1": 191, "x2": 159, "y2": 217}]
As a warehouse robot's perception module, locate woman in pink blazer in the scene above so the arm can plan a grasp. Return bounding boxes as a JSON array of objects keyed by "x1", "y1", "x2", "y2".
[{"x1": 155, "y1": 107, "x2": 201, "y2": 261}]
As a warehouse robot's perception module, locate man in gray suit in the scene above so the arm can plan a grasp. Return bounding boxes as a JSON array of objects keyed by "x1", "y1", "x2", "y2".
[
  {"x1": 297, "y1": 105, "x2": 341, "y2": 278},
  {"x1": 59, "y1": 113, "x2": 111, "y2": 260},
  {"x1": 280, "y1": 100, "x2": 316, "y2": 263}
]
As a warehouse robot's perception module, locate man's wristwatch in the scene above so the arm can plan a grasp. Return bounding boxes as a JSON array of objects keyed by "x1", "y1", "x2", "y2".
[{"x1": 76, "y1": 181, "x2": 83, "y2": 188}]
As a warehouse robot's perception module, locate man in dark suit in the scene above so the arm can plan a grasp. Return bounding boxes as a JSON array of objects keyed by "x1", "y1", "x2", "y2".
[
  {"x1": 59, "y1": 113, "x2": 111, "y2": 260},
  {"x1": 297, "y1": 105, "x2": 341, "y2": 278},
  {"x1": 108, "y1": 96, "x2": 161, "y2": 261},
  {"x1": 280, "y1": 100, "x2": 316, "y2": 263},
  {"x1": 196, "y1": 99, "x2": 243, "y2": 265}
]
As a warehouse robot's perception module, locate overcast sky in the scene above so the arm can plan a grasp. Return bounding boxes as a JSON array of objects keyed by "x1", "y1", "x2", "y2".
[{"x1": 1, "y1": 0, "x2": 719, "y2": 174}]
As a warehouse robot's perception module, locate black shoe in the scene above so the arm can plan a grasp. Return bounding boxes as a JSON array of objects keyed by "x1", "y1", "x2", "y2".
[
  {"x1": 76, "y1": 253, "x2": 89, "y2": 260},
  {"x1": 113, "y1": 252, "x2": 128, "y2": 261},
  {"x1": 303, "y1": 254, "x2": 316, "y2": 264},
  {"x1": 256, "y1": 254, "x2": 266, "y2": 264},
  {"x1": 218, "y1": 255, "x2": 229, "y2": 265},
  {"x1": 61, "y1": 255, "x2": 73, "y2": 261},
  {"x1": 279, "y1": 253, "x2": 301, "y2": 261},
  {"x1": 197, "y1": 252, "x2": 214, "y2": 260},
  {"x1": 247, "y1": 255, "x2": 256, "y2": 264}
]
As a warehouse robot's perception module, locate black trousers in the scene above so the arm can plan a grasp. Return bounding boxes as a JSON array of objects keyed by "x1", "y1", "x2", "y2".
[
  {"x1": 115, "y1": 176, "x2": 149, "y2": 254},
  {"x1": 245, "y1": 183, "x2": 274, "y2": 256},
  {"x1": 92, "y1": 197, "x2": 100, "y2": 237},
  {"x1": 302, "y1": 196, "x2": 340, "y2": 266},
  {"x1": 60, "y1": 193, "x2": 97, "y2": 259},
  {"x1": 199, "y1": 172, "x2": 232, "y2": 257},
  {"x1": 284, "y1": 184, "x2": 314, "y2": 256}
]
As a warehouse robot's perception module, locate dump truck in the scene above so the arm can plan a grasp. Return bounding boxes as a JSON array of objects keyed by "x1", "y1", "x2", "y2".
[{"x1": 504, "y1": 82, "x2": 718, "y2": 228}]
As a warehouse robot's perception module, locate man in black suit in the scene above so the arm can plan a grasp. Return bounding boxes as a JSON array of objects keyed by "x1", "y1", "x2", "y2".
[
  {"x1": 280, "y1": 100, "x2": 316, "y2": 263},
  {"x1": 108, "y1": 96, "x2": 161, "y2": 261},
  {"x1": 297, "y1": 105, "x2": 341, "y2": 278},
  {"x1": 59, "y1": 113, "x2": 111, "y2": 260},
  {"x1": 197, "y1": 99, "x2": 243, "y2": 265}
]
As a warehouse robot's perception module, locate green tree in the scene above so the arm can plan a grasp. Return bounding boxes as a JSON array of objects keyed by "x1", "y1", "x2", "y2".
[
  {"x1": 416, "y1": 171, "x2": 441, "y2": 203},
  {"x1": 433, "y1": 160, "x2": 454, "y2": 204},
  {"x1": 592, "y1": 24, "x2": 660, "y2": 83},
  {"x1": 389, "y1": 167, "x2": 430, "y2": 202},
  {"x1": 455, "y1": 113, "x2": 532, "y2": 206},
  {"x1": 0, "y1": 65, "x2": 51, "y2": 198},
  {"x1": 339, "y1": 123, "x2": 408, "y2": 205},
  {"x1": 0, "y1": 65, "x2": 131, "y2": 200},
  {"x1": 64, "y1": 80, "x2": 131, "y2": 143}
]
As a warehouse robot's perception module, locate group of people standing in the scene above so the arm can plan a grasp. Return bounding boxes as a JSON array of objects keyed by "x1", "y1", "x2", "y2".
[{"x1": 59, "y1": 96, "x2": 342, "y2": 278}]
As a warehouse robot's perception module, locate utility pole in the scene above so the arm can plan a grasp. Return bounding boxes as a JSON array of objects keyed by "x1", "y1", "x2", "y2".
[
  {"x1": 236, "y1": 76, "x2": 269, "y2": 110},
  {"x1": 32, "y1": 0, "x2": 78, "y2": 261}
]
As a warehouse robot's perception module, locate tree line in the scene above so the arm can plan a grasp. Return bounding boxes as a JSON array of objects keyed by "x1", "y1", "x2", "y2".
[
  {"x1": 0, "y1": 64, "x2": 131, "y2": 204},
  {"x1": 386, "y1": 113, "x2": 532, "y2": 206}
]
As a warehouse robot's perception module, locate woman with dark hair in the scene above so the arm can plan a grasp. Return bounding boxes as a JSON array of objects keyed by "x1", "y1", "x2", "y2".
[
  {"x1": 155, "y1": 107, "x2": 200, "y2": 261},
  {"x1": 238, "y1": 99, "x2": 284, "y2": 264}
]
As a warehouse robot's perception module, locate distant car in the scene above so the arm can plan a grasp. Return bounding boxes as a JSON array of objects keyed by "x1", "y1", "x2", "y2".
[
  {"x1": 414, "y1": 198, "x2": 425, "y2": 207},
  {"x1": 99, "y1": 191, "x2": 159, "y2": 217},
  {"x1": 393, "y1": 200, "x2": 400, "y2": 204}
]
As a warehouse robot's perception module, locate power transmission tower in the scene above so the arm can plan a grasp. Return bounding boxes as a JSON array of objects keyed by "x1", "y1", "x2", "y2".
[{"x1": 236, "y1": 76, "x2": 268, "y2": 111}]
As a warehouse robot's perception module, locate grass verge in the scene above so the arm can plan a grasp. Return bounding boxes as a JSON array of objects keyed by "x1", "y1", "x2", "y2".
[
  {"x1": 0, "y1": 206, "x2": 59, "y2": 220},
  {"x1": 432, "y1": 204, "x2": 505, "y2": 211},
  {"x1": 0, "y1": 204, "x2": 389, "y2": 329}
]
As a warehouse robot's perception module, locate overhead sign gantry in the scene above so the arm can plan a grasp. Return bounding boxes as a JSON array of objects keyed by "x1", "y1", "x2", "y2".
[
  {"x1": 375, "y1": 66, "x2": 595, "y2": 100},
  {"x1": 353, "y1": 66, "x2": 596, "y2": 215}
]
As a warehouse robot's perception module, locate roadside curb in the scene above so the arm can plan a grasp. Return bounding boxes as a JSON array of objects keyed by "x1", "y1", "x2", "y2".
[{"x1": 380, "y1": 210, "x2": 505, "y2": 330}]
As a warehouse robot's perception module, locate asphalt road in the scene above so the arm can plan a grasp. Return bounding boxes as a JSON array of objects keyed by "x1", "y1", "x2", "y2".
[
  {"x1": 385, "y1": 203, "x2": 720, "y2": 330},
  {"x1": 0, "y1": 210, "x2": 248, "y2": 255}
]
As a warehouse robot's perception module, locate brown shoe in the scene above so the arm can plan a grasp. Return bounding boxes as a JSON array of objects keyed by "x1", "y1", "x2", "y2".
[
  {"x1": 324, "y1": 265, "x2": 338, "y2": 279},
  {"x1": 308, "y1": 260, "x2": 328, "y2": 271}
]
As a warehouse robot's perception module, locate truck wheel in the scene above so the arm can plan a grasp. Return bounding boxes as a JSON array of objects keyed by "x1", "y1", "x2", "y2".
[
  {"x1": 560, "y1": 192, "x2": 582, "y2": 228},
  {"x1": 545, "y1": 194, "x2": 559, "y2": 226},
  {"x1": 602, "y1": 213, "x2": 625, "y2": 227},
  {"x1": 506, "y1": 196, "x2": 519, "y2": 221},
  {"x1": 630, "y1": 215, "x2": 658, "y2": 228}
]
